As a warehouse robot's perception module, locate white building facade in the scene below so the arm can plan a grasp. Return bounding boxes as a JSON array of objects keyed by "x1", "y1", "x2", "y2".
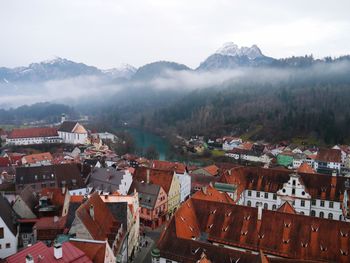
[{"x1": 236, "y1": 173, "x2": 344, "y2": 221}]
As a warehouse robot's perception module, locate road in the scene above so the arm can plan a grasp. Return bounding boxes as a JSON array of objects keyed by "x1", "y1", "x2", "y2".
[{"x1": 133, "y1": 226, "x2": 164, "y2": 263}]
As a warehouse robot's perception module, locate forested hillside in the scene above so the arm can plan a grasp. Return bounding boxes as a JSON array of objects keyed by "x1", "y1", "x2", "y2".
[{"x1": 142, "y1": 61, "x2": 350, "y2": 145}]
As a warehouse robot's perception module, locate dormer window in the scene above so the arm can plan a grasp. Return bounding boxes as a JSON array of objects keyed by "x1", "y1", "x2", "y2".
[
  {"x1": 311, "y1": 226, "x2": 319, "y2": 232},
  {"x1": 283, "y1": 239, "x2": 290, "y2": 244},
  {"x1": 241, "y1": 231, "x2": 248, "y2": 236},
  {"x1": 320, "y1": 245, "x2": 327, "y2": 252},
  {"x1": 208, "y1": 224, "x2": 213, "y2": 229},
  {"x1": 301, "y1": 242, "x2": 308, "y2": 248},
  {"x1": 258, "y1": 234, "x2": 264, "y2": 239},
  {"x1": 222, "y1": 226, "x2": 229, "y2": 232},
  {"x1": 284, "y1": 222, "x2": 291, "y2": 228},
  {"x1": 340, "y1": 249, "x2": 348, "y2": 256},
  {"x1": 210, "y1": 209, "x2": 217, "y2": 215},
  {"x1": 340, "y1": 230, "x2": 348, "y2": 237}
]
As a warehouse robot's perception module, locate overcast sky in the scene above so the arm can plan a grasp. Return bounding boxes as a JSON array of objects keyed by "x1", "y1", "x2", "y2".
[{"x1": 1, "y1": 0, "x2": 350, "y2": 69}]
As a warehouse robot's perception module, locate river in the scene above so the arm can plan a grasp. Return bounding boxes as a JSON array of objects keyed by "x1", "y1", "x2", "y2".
[{"x1": 120, "y1": 127, "x2": 171, "y2": 160}]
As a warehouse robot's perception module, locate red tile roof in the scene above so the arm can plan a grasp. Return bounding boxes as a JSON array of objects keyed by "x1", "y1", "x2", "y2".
[
  {"x1": 8, "y1": 127, "x2": 58, "y2": 139},
  {"x1": 203, "y1": 165, "x2": 219, "y2": 176},
  {"x1": 192, "y1": 185, "x2": 235, "y2": 204},
  {"x1": 152, "y1": 160, "x2": 186, "y2": 174},
  {"x1": 76, "y1": 192, "x2": 121, "y2": 245},
  {"x1": 277, "y1": 202, "x2": 296, "y2": 214},
  {"x1": 134, "y1": 167, "x2": 174, "y2": 194},
  {"x1": 35, "y1": 216, "x2": 67, "y2": 230},
  {"x1": 0, "y1": 157, "x2": 10, "y2": 167},
  {"x1": 316, "y1": 148, "x2": 342, "y2": 163},
  {"x1": 23, "y1": 152, "x2": 53, "y2": 164},
  {"x1": 70, "y1": 240, "x2": 106, "y2": 263},
  {"x1": 6, "y1": 241, "x2": 92, "y2": 263},
  {"x1": 297, "y1": 163, "x2": 315, "y2": 174},
  {"x1": 161, "y1": 198, "x2": 350, "y2": 263},
  {"x1": 40, "y1": 187, "x2": 67, "y2": 207},
  {"x1": 221, "y1": 166, "x2": 347, "y2": 202}
]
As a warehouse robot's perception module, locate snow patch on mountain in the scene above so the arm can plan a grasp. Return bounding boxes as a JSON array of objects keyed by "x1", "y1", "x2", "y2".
[{"x1": 215, "y1": 42, "x2": 263, "y2": 59}]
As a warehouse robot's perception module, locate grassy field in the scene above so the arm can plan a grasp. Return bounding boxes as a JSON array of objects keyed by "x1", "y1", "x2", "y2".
[{"x1": 211, "y1": 149, "x2": 225, "y2": 157}]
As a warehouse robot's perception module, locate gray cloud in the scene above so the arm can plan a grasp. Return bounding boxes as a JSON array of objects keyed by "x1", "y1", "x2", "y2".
[{"x1": 0, "y1": 0, "x2": 350, "y2": 69}]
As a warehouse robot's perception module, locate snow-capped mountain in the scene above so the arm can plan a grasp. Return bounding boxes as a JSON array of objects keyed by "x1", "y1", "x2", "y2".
[
  {"x1": 197, "y1": 42, "x2": 275, "y2": 71},
  {"x1": 0, "y1": 57, "x2": 102, "y2": 82},
  {"x1": 215, "y1": 42, "x2": 263, "y2": 59},
  {"x1": 102, "y1": 64, "x2": 137, "y2": 79}
]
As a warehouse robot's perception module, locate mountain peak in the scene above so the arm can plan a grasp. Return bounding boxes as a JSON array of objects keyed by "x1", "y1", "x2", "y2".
[{"x1": 215, "y1": 42, "x2": 263, "y2": 59}]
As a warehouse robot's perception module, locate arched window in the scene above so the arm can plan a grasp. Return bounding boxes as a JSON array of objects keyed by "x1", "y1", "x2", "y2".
[
  {"x1": 319, "y1": 211, "x2": 324, "y2": 218},
  {"x1": 328, "y1": 213, "x2": 333, "y2": 220},
  {"x1": 263, "y1": 203, "x2": 268, "y2": 210},
  {"x1": 272, "y1": 204, "x2": 277, "y2": 210},
  {"x1": 247, "y1": 200, "x2": 251, "y2": 207},
  {"x1": 300, "y1": 211, "x2": 304, "y2": 215},
  {"x1": 255, "y1": 202, "x2": 260, "y2": 207},
  {"x1": 339, "y1": 214, "x2": 343, "y2": 221},
  {"x1": 311, "y1": 210, "x2": 316, "y2": 216}
]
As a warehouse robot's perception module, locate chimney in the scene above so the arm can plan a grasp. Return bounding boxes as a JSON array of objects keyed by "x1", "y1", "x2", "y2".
[
  {"x1": 26, "y1": 254, "x2": 34, "y2": 263},
  {"x1": 54, "y1": 243, "x2": 63, "y2": 259},
  {"x1": 146, "y1": 169, "x2": 150, "y2": 184},
  {"x1": 53, "y1": 216, "x2": 59, "y2": 223},
  {"x1": 257, "y1": 203, "x2": 263, "y2": 220},
  {"x1": 89, "y1": 205, "x2": 95, "y2": 220},
  {"x1": 202, "y1": 186, "x2": 207, "y2": 195},
  {"x1": 331, "y1": 170, "x2": 337, "y2": 199}
]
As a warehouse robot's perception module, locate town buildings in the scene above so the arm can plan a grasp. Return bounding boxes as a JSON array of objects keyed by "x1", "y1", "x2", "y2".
[
  {"x1": 0, "y1": 195, "x2": 18, "y2": 259},
  {"x1": 6, "y1": 127, "x2": 61, "y2": 145},
  {"x1": 155, "y1": 197, "x2": 350, "y2": 263},
  {"x1": 58, "y1": 121, "x2": 88, "y2": 145},
  {"x1": 220, "y1": 166, "x2": 349, "y2": 221}
]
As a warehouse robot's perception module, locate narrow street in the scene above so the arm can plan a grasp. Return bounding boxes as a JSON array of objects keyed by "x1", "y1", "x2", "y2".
[{"x1": 133, "y1": 225, "x2": 164, "y2": 263}]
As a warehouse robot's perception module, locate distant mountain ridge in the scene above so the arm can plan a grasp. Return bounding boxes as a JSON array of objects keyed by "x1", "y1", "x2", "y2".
[{"x1": 1, "y1": 43, "x2": 350, "y2": 83}]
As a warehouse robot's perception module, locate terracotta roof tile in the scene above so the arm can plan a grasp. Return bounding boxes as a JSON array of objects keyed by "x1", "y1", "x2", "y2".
[
  {"x1": 203, "y1": 165, "x2": 219, "y2": 176},
  {"x1": 6, "y1": 241, "x2": 92, "y2": 263},
  {"x1": 8, "y1": 127, "x2": 58, "y2": 139},
  {"x1": 134, "y1": 167, "x2": 174, "y2": 194},
  {"x1": 297, "y1": 163, "x2": 315, "y2": 174},
  {"x1": 76, "y1": 192, "x2": 121, "y2": 244},
  {"x1": 316, "y1": 148, "x2": 342, "y2": 163},
  {"x1": 151, "y1": 160, "x2": 186, "y2": 174},
  {"x1": 70, "y1": 240, "x2": 106, "y2": 263},
  {"x1": 277, "y1": 202, "x2": 296, "y2": 214},
  {"x1": 192, "y1": 185, "x2": 234, "y2": 204},
  {"x1": 23, "y1": 152, "x2": 53, "y2": 164}
]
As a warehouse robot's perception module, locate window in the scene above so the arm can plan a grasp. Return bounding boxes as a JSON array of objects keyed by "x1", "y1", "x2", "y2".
[
  {"x1": 264, "y1": 193, "x2": 268, "y2": 199},
  {"x1": 292, "y1": 180, "x2": 296, "y2": 186},
  {"x1": 247, "y1": 200, "x2": 252, "y2": 207},
  {"x1": 0, "y1": 227, "x2": 4, "y2": 238},
  {"x1": 272, "y1": 204, "x2": 277, "y2": 210},
  {"x1": 282, "y1": 188, "x2": 286, "y2": 193},
  {"x1": 41, "y1": 183, "x2": 46, "y2": 188},
  {"x1": 320, "y1": 200, "x2": 325, "y2": 207},
  {"x1": 328, "y1": 213, "x2": 333, "y2": 220},
  {"x1": 292, "y1": 188, "x2": 296, "y2": 195},
  {"x1": 339, "y1": 215, "x2": 343, "y2": 220},
  {"x1": 319, "y1": 212, "x2": 324, "y2": 218},
  {"x1": 301, "y1": 200, "x2": 305, "y2": 207},
  {"x1": 31, "y1": 184, "x2": 36, "y2": 189},
  {"x1": 6, "y1": 243, "x2": 10, "y2": 248},
  {"x1": 248, "y1": 190, "x2": 252, "y2": 196},
  {"x1": 273, "y1": 194, "x2": 277, "y2": 200},
  {"x1": 256, "y1": 192, "x2": 260, "y2": 197},
  {"x1": 263, "y1": 203, "x2": 268, "y2": 210},
  {"x1": 311, "y1": 199, "x2": 316, "y2": 206},
  {"x1": 302, "y1": 191, "x2": 305, "y2": 196},
  {"x1": 255, "y1": 202, "x2": 260, "y2": 208},
  {"x1": 166, "y1": 260, "x2": 172, "y2": 263},
  {"x1": 329, "y1": 201, "x2": 334, "y2": 208}
]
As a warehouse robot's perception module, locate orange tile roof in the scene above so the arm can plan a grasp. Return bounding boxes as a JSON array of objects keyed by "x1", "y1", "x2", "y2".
[
  {"x1": 152, "y1": 160, "x2": 186, "y2": 174},
  {"x1": 316, "y1": 148, "x2": 341, "y2": 163},
  {"x1": 203, "y1": 165, "x2": 219, "y2": 176},
  {"x1": 277, "y1": 202, "x2": 296, "y2": 214},
  {"x1": 40, "y1": 187, "x2": 66, "y2": 207},
  {"x1": 8, "y1": 127, "x2": 58, "y2": 139},
  {"x1": 76, "y1": 192, "x2": 121, "y2": 244},
  {"x1": 70, "y1": 240, "x2": 106, "y2": 263},
  {"x1": 70, "y1": 195, "x2": 85, "y2": 203},
  {"x1": 192, "y1": 185, "x2": 235, "y2": 204},
  {"x1": 23, "y1": 152, "x2": 53, "y2": 164},
  {"x1": 134, "y1": 167, "x2": 174, "y2": 194},
  {"x1": 221, "y1": 166, "x2": 347, "y2": 202},
  {"x1": 297, "y1": 163, "x2": 315, "y2": 174},
  {"x1": 34, "y1": 216, "x2": 67, "y2": 230},
  {"x1": 165, "y1": 198, "x2": 350, "y2": 262}
]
